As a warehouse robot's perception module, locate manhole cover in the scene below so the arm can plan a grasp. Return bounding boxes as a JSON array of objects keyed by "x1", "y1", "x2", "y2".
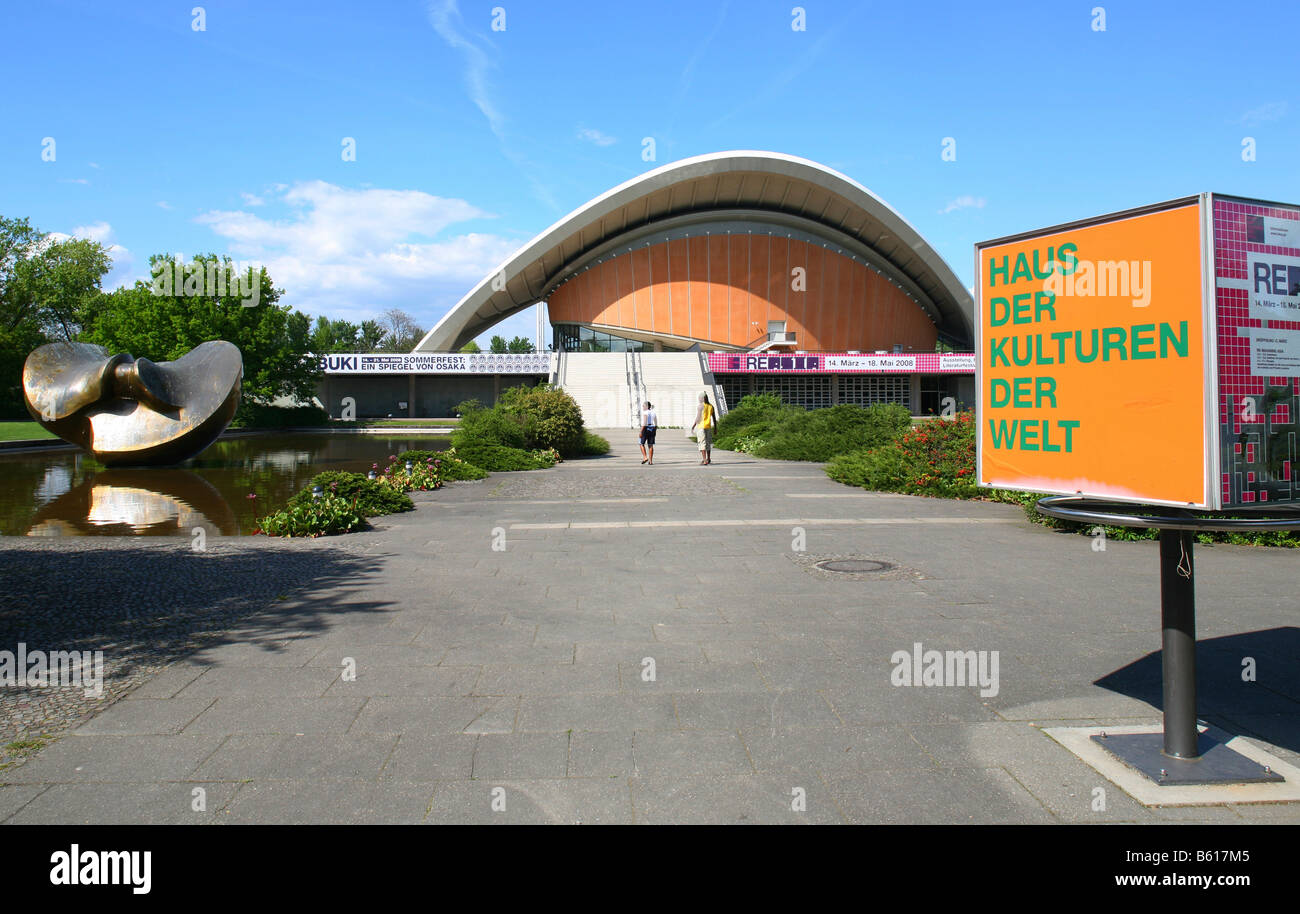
[{"x1": 816, "y1": 559, "x2": 893, "y2": 574}]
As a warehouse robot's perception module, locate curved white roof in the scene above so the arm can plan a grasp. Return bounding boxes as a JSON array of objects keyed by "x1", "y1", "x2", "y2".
[{"x1": 415, "y1": 150, "x2": 973, "y2": 351}]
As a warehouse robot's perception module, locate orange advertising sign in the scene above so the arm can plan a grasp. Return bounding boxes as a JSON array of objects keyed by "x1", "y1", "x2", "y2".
[{"x1": 975, "y1": 201, "x2": 1213, "y2": 506}]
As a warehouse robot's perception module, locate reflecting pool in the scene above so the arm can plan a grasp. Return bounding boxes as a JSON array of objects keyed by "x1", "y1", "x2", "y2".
[{"x1": 0, "y1": 434, "x2": 450, "y2": 537}]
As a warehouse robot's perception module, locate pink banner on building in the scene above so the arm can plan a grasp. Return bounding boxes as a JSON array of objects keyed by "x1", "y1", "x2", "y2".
[{"x1": 707, "y1": 352, "x2": 975, "y2": 374}]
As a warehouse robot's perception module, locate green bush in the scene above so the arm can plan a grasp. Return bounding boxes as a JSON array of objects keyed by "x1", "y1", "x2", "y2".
[
  {"x1": 825, "y1": 443, "x2": 907, "y2": 489},
  {"x1": 579, "y1": 431, "x2": 611, "y2": 456},
  {"x1": 452, "y1": 443, "x2": 553, "y2": 472},
  {"x1": 498, "y1": 384, "x2": 586, "y2": 455},
  {"x1": 823, "y1": 414, "x2": 1300, "y2": 547},
  {"x1": 824, "y1": 412, "x2": 977, "y2": 497},
  {"x1": 716, "y1": 393, "x2": 784, "y2": 431},
  {"x1": 257, "y1": 492, "x2": 367, "y2": 537},
  {"x1": 452, "y1": 407, "x2": 527, "y2": 450},
  {"x1": 713, "y1": 396, "x2": 912, "y2": 462},
  {"x1": 233, "y1": 403, "x2": 331, "y2": 428},
  {"x1": 396, "y1": 448, "x2": 488, "y2": 480},
  {"x1": 287, "y1": 470, "x2": 413, "y2": 517},
  {"x1": 713, "y1": 394, "x2": 801, "y2": 451}
]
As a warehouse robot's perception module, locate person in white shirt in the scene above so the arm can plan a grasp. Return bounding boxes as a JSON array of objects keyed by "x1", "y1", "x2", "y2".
[{"x1": 639, "y1": 401, "x2": 658, "y2": 465}]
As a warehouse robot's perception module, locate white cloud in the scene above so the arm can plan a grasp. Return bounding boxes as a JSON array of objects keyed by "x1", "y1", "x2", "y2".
[
  {"x1": 426, "y1": 0, "x2": 560, "y2": 211},
  {"x1": 939, "y1": 195, "x2": 987, "y2": 215},
  {"x1": 240, "y1": 192, "x2": 265, "y2": 206},
  {"x1": 195, "y1": 180, "x2": 519, "y2": 327},
  {"x1": 1238, "y1": 101, "x2": 1287, "y2": 126},
  {"x1": 156, "y1": 201, "x2": 172, "y2": 210},
  {"x1": 577, "y1": 127, "x2": 617, "y2": 147},
  {"x1": 428, "y1": 0, "x2": 504, "y2": 140},
  {"x1": 59, "y1": 178, "x2": 90, "y2": 185}
]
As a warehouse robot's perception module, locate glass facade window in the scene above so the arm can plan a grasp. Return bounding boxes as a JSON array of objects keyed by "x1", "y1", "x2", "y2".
[
  {"x1": 919, "y1": 376, "x2": 962, "y2": 415},
  {"x1": 553, "y1": 323, "x2": 658, "y2": 353},
  {"x1": 839, "y1": 375, "x2": 910, "y2": 409},
  {"x1": 722, "y1": 374, "x2": 912, "y2": 411},
  {"x1": 750, "y1": 374, "x2": 833, "y2": 410}
]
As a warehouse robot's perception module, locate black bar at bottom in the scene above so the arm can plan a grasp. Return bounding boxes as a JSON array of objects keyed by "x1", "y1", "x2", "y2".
[{"x1": 1159, "y1": 529, "x2": 1199, "y2": 758}]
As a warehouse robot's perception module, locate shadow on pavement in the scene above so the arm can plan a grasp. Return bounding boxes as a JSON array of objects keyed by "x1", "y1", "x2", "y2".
[{"x1": 1095, "y1": 626, "x2": 1300, "y2": 754}]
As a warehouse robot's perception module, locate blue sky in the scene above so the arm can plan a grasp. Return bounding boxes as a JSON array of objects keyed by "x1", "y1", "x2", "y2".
[{"x1": 3, "y1": 0, "x2": 1296, "y2": 348}]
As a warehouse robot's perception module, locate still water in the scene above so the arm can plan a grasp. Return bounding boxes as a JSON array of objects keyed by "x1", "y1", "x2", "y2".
[{"x1": 0, "y1": 434, "x2": 450, "y2": 537}]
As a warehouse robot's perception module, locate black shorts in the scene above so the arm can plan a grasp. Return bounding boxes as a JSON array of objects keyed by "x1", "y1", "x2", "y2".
[{"x1": 640, "y1": 427, "x2": 657, "y2": 446}]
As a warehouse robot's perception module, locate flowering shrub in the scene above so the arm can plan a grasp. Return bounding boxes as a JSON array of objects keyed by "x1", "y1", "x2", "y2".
[
  {"x1": 287, "y1": 471, "x2": 413, "y2": 516},
  {"x1": 825, "y1": 412, "x2": 977, "y2": 498},
  {"x1": 397, "y1": 449, "x2": 488, "y2": 481},
  {"x1": 376, "y1": 458, "x2": 444, "y2": 492}
]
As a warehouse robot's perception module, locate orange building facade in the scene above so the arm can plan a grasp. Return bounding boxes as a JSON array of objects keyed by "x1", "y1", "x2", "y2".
[{"x1": 545, "y1": 228, "x2": 938, "y2": 353}]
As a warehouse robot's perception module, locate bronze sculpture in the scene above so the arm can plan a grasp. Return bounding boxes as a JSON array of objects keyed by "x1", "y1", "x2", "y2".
[{"x1": 22, "y1": 341, "x2": 243, "y2": 466}]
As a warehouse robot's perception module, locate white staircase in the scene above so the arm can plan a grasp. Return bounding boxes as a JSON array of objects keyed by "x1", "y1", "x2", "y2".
[{"x1": 561, "y1": 350, "x2": 726, "y2": 429}]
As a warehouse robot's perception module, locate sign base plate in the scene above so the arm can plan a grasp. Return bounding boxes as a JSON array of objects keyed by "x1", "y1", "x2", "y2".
[{"x1": 1092, "y1": 732, "x2": 1284, "y2": 786}]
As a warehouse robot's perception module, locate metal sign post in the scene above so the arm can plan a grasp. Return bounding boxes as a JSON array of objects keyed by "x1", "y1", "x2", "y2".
[{"x1": 1036, "y1": 496, "x2": 1299, "y2": 786}]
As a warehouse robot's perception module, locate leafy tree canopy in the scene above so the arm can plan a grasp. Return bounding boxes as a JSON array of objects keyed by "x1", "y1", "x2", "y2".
[
  {"x1": 0, "y1": 215, "x2": 113, "y2": 416},
  {"x1": 79, "y1": 253, "x2": 320, "y2": 408}
]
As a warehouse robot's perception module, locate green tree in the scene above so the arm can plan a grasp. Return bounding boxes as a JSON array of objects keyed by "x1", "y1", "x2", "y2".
[
  {"x1": 79, "y1": 253, "x2": 320, "y2": 409},
  {"x1": 489, "y1": 334, "x2": 508, "y2": 354},
  {"x1": 358, "y1": 320, "x2": 385, "y2": 353},
  {"x1": 507, "y1": 335, "x2": 533, "y2": 353},
  {"x1": 310, "y1": 316, "x2": 360, "y2": 353},
  {"x1": 0, "y1": 215, "x2": 113, "y2": 416},
  {"x1": 459, "y1": 339, "x2": 481, "y2": 353}
]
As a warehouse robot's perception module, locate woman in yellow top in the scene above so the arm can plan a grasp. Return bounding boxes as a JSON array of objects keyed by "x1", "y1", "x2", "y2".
[{"x1": 691, "y1": 392, "x2": 717, "y2": 466}]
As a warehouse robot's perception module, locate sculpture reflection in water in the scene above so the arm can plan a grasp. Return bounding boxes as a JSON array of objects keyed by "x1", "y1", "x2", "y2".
[
  {"x1": 22, "y1": 341, "x2": 243, "y2": 466},
  {"x1": 27, "y1": 469, "x2": 238, "y2": 536}
]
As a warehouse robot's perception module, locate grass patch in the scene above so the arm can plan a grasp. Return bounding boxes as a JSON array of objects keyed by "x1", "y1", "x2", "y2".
[
  {"x1": 0, "y1": 421, "x2": 56, "y2": 441},
  {"x1": 338, "y1": 418, "x2": 461, "y2": 428}
]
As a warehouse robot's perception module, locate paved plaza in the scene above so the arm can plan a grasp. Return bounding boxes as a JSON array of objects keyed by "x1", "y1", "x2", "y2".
[{"x1": 1, "y1": 431, "x2": 1298, "y2": 824}]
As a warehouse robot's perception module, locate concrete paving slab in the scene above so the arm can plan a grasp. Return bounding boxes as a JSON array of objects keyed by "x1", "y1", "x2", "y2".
[
  {"x1": 218, "y1": 779, "x2": 434, "y2": 824},
  {"x1": 8, "y1": 781, "x2": 241, "y2": 825},
  {"x1": 183, "y1": 696, "x2": 367, "y2": 735},
  {"x1": 629, "y1": 775, "x2": 844, "y2": 824},
  {"x1": 1, "y1": 734, "x2": 225, "y2": 783},
  {"x1": 194, "y1": 734, "x2": 398, "y2": 781},
  {"x1": 823, "y1": 766, "x2": 1056, "y2": 824},
  {"x1": 517, "y1": 693, "x2": 679, "y2": 733},
  {"x1": 424, "y1": 778, "x2": 634, "y2": 825},
  {"x1": 377, "y1": 734, "x2": 477, "y2": 781},
  {"x1": 74, "y1": 698, "x2": 214, "y2": 735}
]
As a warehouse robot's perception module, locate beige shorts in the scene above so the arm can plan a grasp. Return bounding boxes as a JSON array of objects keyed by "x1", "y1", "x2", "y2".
[{"x1": 697, "y1": 427, "x2": 713, "y2": 451}]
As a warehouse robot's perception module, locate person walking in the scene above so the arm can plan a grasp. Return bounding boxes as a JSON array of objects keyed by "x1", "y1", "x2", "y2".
[
  {"x1": 691, "y1": 392, "x2": 717, "y2": 465},
  {"x1": 639, "y1": 401, "x2": 658, "y2": 465}
]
